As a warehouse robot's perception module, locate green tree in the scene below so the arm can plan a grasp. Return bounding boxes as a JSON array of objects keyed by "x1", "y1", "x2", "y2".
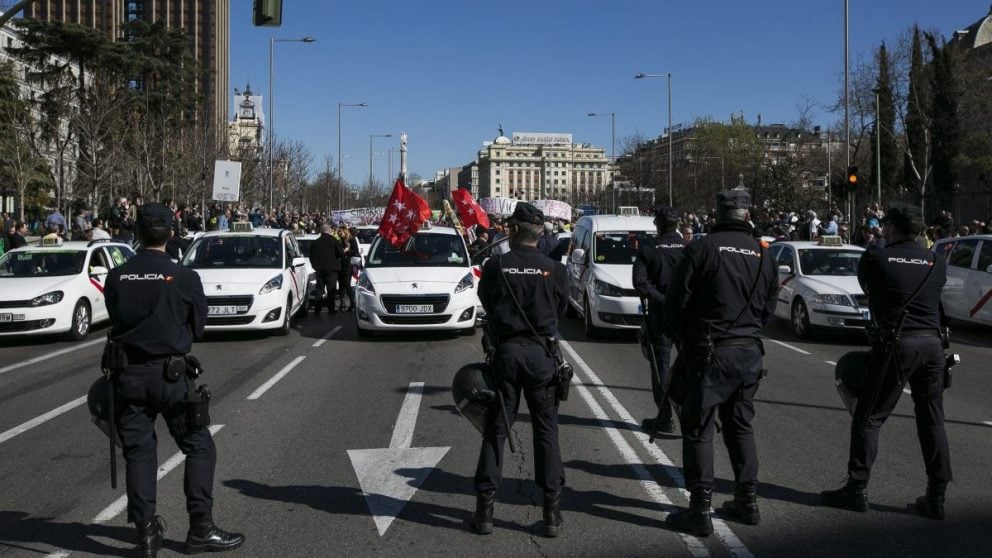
[
  {"x1": 903, "y1": 26, "x2": 932, "y2": 210},
  {"x1": 0, "y1": 61, "x2": 47, "y2": 220},
  {"x1": 871, "y1": 42, "x2": 899, "y2": 202},
  {"x1": 926, "y1": 32, "x2": 961, "y2": 213}
]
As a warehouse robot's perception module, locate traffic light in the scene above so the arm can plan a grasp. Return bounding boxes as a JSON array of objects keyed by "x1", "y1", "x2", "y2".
[
  {"x1": 846, "y1": 166, "x2": 859, "y2": 193},
  {"x1": 253, "y1": 0, "x2": 282, "y2": 27}
]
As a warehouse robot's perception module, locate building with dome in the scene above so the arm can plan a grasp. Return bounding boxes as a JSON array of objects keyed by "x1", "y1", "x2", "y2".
[
  {"x1": 473, "y1": 131, "x2": 610, "y2": 205},
  {"x1": 227, "y1": 83, "x2": 263, "y2": 158}
]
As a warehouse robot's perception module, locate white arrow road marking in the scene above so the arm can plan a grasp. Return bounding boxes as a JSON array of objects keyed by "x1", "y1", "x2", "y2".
[
  {"x1": 347, "y1": 382, "x2": 450, "y2": 536},
  {"x1": 93, "y1": 425, "x2": 224, "y2": 523}
]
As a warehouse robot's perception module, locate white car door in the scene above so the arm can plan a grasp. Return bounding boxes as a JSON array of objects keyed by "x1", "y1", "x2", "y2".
[
  {"x1": 775, "y1": 245, "x2": 799, "y2": 318},
  {"x1": 943, "y1": 239, "x2": 979, "y2": 320},
  {"x1": 286, "y1": 235, "x2": 308, "y2": 311},
  {"x1": 964, "y1": 240, "x2": 992, "y2": 324},
  {"x1": 87, "y1": 248, "x2": 112, "y2": 321}
]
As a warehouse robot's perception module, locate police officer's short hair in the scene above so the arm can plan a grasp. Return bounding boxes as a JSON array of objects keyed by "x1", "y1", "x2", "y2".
[{"x1": 514, "y1": 221, "x2": 543, "y2": 243}]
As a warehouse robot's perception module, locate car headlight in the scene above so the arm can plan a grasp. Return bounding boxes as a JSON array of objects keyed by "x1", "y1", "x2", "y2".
[
  {"x1": 593, "y1": 279, "x2": 625, "y2": 298},
  {"x1": 814, "y1": 294, "x2": 853, "y2": 307},
  {"x1": 259, "y1": 275, "x2": 283, "y2": 295},
  {"x1": 454, "y1": 272, "x2": 474, "y2": 294},
  {"x1": 31, "y1": 290, "x2": 64, "y2": 306},
  {"x1": 357, "y1": 272, "x2": 375, "y2": 294}
]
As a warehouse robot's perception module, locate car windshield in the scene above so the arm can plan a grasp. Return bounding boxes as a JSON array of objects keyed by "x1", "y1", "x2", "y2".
[
  {"x1": 0, "y1": 250, "x2": 87, "y2": 277},
  {"x1": 355, "y1": 228, "x2": 379, "y2": 245},
  {"x1": 182, "y1": 236, "x2": 283, "y2": 269},
  {"x1": 798, "y1": 249, "x2": 862, "y2": 276},
  {"x1": 593, "y1": 231, "x2": 658, "y2": 264},
  {"x1": 366, "y1": 234, "x2": 468, "y2": 267}
]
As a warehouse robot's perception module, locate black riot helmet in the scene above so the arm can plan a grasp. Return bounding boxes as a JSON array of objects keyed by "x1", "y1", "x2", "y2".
[
  {"x1": 87, "y1": 376, "x2": 123, "y2": 448},
  {"x1": 834, "y1": 351, "x2": 871, "y2": 416},
  {"x1": 452, "y1": 362, "x2": 497, "y2": 434}
]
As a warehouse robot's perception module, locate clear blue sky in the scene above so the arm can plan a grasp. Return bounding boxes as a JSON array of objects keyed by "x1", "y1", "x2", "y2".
[{"x1": 229, "y1": 0, "x2": 988, "y2": 186}]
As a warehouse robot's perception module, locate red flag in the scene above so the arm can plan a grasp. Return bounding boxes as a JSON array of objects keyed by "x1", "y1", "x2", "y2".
[
  {"x1": 378, "y1": 178, "x2": 432, "y2": 248},
  {"x1": 451, "y1": 188, "x2": 490, "y2": 230}
]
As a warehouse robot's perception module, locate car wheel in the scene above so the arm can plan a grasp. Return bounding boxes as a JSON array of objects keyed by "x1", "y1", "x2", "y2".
[
  {"x1": 791, "y1": 298, "x2": 813, "y2": 339},
  {"x1": 67, "y1": 299, "x2": 91, "y2": 341},
  {"x1": 275, "y1": 297, "x2": 292, "y2": 336},
  {"x1": 583, "y1": 297, "x2": 600, "y2": 338}
]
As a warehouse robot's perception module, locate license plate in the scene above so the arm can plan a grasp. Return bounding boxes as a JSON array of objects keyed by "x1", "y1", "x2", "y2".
[
  {"x1": 862, "y1": 311, "x2": 871, "y2": 321},
  {"x1": 0, "y1": 313, "x2": 25, "y2": 322},
  {"x1": 396, "y1": 304, "x2": 434, "y2": 314},
  {"x1": 208, "y1": 305, "x2": 247, "y2": 316}
]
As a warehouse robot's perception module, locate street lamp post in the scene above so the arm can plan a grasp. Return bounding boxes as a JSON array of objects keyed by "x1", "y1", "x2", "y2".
[
  {"x1": 337, "y1": 102, "x2": 367, "y2": 210},
  {"x1": 388, "y1": 147, "x2": 400, "y2": 182},
  {"x1": 369, "y1": 134, "x2": 393, "y2": 188},
  {"x1": 634, "y1": 73, "x2": 673, "y2": 206},
  {"x1": 587, "y1": 112, "x2": 615, "y2": 213},
  {"x1": 268, "y1": 35, "x2": 316, "y2": 210},
  {"x1": 873, "y1": 88, "x2": 882, "y2": 204},
  {"x1": 844, "y1": 0, "x2": 851, "y2": 222}
]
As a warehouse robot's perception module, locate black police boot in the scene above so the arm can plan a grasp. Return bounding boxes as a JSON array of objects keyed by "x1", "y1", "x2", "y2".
[
  {"x1": 184, "y1": 514, "x2": 245, "y2": 554},
  {"x1": 820, "y1": 478, "x2": 869, "y2": 512},
  {"x1": 469, "y1": 491, "x2": 495, "y2": 535},
  {"x1": 721, "y1": 484, "x2": 761, "y2": 525},
  {"x1": 666, "y1": 489, "x2": 713, "y2": 537},
  {"x1": 543, "y1": 492, "x2": 563, "y2": 538},
  {"x1": 134, "y1": 516, "x2": 165, "y2": 558},
  {"x1": 914, "y1": 482, "x2": 946, "y2": 520}
]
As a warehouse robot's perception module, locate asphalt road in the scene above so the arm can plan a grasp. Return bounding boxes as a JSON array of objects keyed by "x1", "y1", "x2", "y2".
[{"x1": 1, "y1": 312, "x2": 990, "y2": 557}]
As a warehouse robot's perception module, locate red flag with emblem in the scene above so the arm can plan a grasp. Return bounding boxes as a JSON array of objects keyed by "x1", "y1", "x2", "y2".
[
  {"x1": 451, "y1": 188, "x2": 490, "y2": 230},
  {"x1": 378, "y1": 178, "x2": 433, "y2": 248}
]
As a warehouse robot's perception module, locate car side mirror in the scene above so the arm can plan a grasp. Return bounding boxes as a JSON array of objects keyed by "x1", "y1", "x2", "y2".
[
  {"x1": 89, "y1": 266, "x2": 109, "y2": 277},
  {"x1": 292, "y1": 257, "x2": 306, "y2": 268},
  {"x1": 777, "y1": 265, "x2": 793, "y2": 274},
  {"x1": 571, "y1": 248, "x2": 586, "y2": 265}
]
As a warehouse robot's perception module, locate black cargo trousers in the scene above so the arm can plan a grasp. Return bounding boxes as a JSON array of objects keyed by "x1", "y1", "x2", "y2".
[
  {"x1": 113, "y1": 358, "x2": 216, "y2": 525},
  {"x1": 848, "y1": 335, "x2": 951, "y2": 484},
  {"x1": 474, "y1": 340, "x2": 564, "y2": 496}
]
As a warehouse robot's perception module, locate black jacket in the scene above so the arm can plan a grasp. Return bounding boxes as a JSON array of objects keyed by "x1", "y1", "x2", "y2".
[
  {"x1": 105, "y1": 250, "x2": 206, "y2": 357},
  {"x1": 664, "y1": 221, "x2": 778, "y2": 342},
  {"x1": 858, "y1": 239, "x2": 946, "y2": 332},
  {"x1": 11, "y1": 232, "x2": 27, "y2": 249},
  {"x1": 479, "y1": 245, "x2": 568, "y2": 340},
  {"x1": 632, "y1": 231, "x2": 686, "y2": 309},
  {"x1": 309, "y1": 233, "x2": 343, "y2": 273}
]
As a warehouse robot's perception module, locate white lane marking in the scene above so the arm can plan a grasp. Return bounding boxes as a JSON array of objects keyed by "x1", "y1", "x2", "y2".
[
  {"x1": 389, "y1": 382, "x2": 423, "y2": 449},
  {"x1": 0, "y1": 338, "x2": 103, "y2": 376},
  {"x1": 0, "y1": 396, "x2": 87, "y2": 445},
  {"x1": 983, "y1": 421, "x2": 992, "y2": 427},
  {"x1": 93, "y1": 425, "x2": 224, "y2": 523},
  {"x1": 765, "y1": 338, "x2": 811, "y2": 355},
  {"x1": 44, "y1": 553, "x2": 70, "y2": 558},
  {"x1": 246, "y1": 356, "x2": 306, "y2": 400},
  {"x1": 561, "y1": 340, "x2": 754, "y2": 558},
  {"x1": 570, "y1": 368, "x2": 709, "y2": 557},
  {"x1": 312, "y1": 325, "x2": 342, "y2": 348},
  {"x1": 903, "y1": 388, "x2": 913, "y2": 396},
  {"x1": 825, "y1": 360, "x2": 837, "y2": 366}
]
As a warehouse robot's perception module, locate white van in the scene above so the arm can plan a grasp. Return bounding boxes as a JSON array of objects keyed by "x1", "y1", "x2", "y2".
[
  {"x1": 566, "y1": 214, "x2": 658, "y2": 336},
  {"x1": 933, "y1": 234, "x2": 992, "y2": 326}
]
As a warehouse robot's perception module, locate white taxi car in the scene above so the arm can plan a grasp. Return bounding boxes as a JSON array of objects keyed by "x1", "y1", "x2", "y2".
[
  {"x1": 181, "y1": 223, "x2": 311, "y2": 335},
  {"x1": 933, "y1": 234, "x2": 992, "y2": 326},
  {"x1": 0, "y1": 238, "x2": 135, "y2": 340},
  {"x1": 770, "y1": 237, "x2": 869, "y2": 338},
  {"x1": 355, "y1": 226, "x2": 478, "y2": 337}
]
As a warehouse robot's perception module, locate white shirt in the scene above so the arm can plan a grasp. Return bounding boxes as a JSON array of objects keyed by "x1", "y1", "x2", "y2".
[{"x1": 90, "y1": 228, "x2": 111, "y2": 240}]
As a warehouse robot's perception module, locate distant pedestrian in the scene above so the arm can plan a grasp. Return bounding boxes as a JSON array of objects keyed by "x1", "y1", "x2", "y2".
[{"x1": 309, "y1": 224, "x2": 344, "y2": 314}]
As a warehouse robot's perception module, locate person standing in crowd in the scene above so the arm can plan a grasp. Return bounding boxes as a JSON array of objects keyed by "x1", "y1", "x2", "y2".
[
  {"x1": 632, "y1": 206, "x2": 686, "y2": 434},
  {"x1": 663, "y1": 190, "x2": 778, "y2": 536},
  {"x1": 90, "y1": 218, "x2": 111, "y2": 241},
  {"x1": 338, "y1": 227, "x2": 358, "y2": 312},
  {"x1": 537, "y1": 222, "x2": 560, "y2": 261},
  {"x1": 104, "y1": 203, "x2": 244, "y2": 557},
  {"x1": 309, "y1": 224, "x2": 344, "y2": 314},
  {"x1": 11, "y1": 221, "x2": 28, "y2": 249},
  {"x1": 821, "y1": 203, "x2": 951, "y2": 520},
  {"x1": 472, "y1": 202, "x2": 569, "y2": 538}
]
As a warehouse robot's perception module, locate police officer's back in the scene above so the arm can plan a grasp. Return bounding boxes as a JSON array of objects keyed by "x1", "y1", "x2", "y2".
[
  {"x1": 472, "y1": 202, "x2": 568, "y2": 538},
  {"x1": 632, "y1": 206, "x2": 685, "y2": 433},
  {"x1": 821, "y1": 203, "x2": 951, "y2": 520},
  {"x1": 308, "y1": 224, "x2": 344, "y2": 313},
  {"x1": 105, "y1": 203, "x2": 243, "y2": 557},
  {"x1": 662, "y1": 190, "x2": 778, "y2": 536}
]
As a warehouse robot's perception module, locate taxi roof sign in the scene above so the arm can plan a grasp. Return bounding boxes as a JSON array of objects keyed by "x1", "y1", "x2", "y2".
[
  {"x1": 40, "y1": 236, "x2": 63, "y2": 247},
  {"x1": 818, "y1": 235, "x2": 843, "y2": 247},
  {"x1": 230, "y1": 222, "x2": 254, "y2": 233}
]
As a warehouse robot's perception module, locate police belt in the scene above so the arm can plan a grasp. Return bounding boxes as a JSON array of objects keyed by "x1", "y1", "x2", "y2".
[
  {"x1": 899, "y1": 330, "x2": 941, "y2": 339},
  {"x1": 497, "y1": 334, "x2": 544, "y2": 346},
  {"x1": 709, "y1": 337, "x2": 760, "y2": 348},
  {"x1": 122, "y1": 346, "x2": 172, "y2": 365}
]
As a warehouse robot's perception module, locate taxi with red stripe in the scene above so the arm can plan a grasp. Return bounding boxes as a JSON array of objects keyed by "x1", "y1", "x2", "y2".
[
  {"x1": 770, "y1": 236, "x2": 870, "y2": 338},
  {"x1": 180, "y1": 223, "x2": 312, "y2": 335},
  {"x1": 933, "y1": 234, "x2": 992, "y2": 327},
  {"x1": 0, "y1": 237, "x2": 135, "y2": 340}
]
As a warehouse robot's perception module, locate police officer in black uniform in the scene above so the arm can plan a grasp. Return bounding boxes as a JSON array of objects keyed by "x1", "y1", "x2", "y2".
[
  {"x1": 821, "y1": 203, "x2": 951, "y2": 519},
  {"x1": 632, "y1": 206, "x2": 686, "y2": 433},
  {"x1": 472, "y1": 202, "x2": 569, "y2": 538},
  {"x1": 663, "y1": 190, "x2": 778, "y2": 536},
  {"x1": 105, "y1": 203, "x2": 244, "y2": 557}
]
